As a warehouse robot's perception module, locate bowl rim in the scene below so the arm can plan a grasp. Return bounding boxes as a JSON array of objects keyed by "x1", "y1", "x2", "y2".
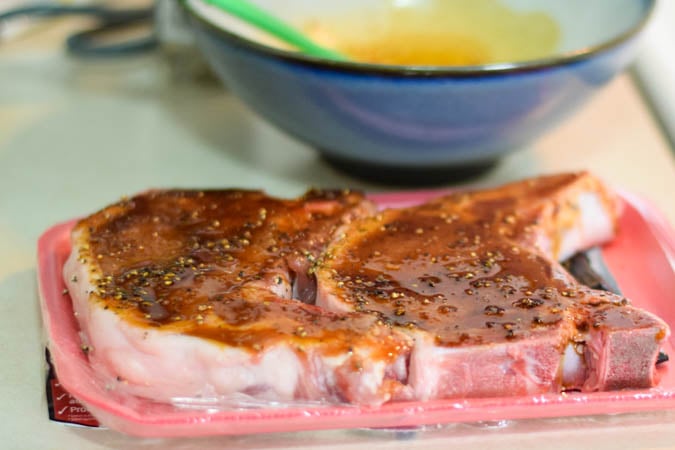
[{"x1": 181, "y1": 0, "x2": 656, "y2": 77}]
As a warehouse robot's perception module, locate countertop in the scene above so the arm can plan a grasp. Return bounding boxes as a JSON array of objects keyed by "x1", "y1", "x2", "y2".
[{"x1": 1, "y1": 13, "x2": 674, "y2": 450}]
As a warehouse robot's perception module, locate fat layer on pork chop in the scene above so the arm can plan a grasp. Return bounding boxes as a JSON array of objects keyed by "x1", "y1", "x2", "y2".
[
  {"x1": 316, "y1": 172, "x2": 669, "y2": 400},
  {"x1": 64, "y1": 189, "x2": 412, "y2": 405}
]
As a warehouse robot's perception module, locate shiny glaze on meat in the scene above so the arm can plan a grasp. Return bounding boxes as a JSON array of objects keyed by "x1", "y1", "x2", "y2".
[
  {"x1": 66, "y1": 173, "x2": 669, "y2": 404},
  {"x1": 73, "y1": 189, "x2": 406, "y2": 357},
  {"x1": 315, "y1": 172, "x2": 668, "y2": 397},
  {"x1": 317, "y1": 173, "x2": 630, "y2": 346}
]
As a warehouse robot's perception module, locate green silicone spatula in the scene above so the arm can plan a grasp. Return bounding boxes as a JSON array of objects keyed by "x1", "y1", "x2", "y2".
[{"x1": 203, "y1": 0, "x2": 347, "y2": 61}]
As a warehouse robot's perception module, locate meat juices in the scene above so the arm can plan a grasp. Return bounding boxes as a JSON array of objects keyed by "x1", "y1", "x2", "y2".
[{"x1": 64, "y1": 173, "x2": 670, "y2": 406}]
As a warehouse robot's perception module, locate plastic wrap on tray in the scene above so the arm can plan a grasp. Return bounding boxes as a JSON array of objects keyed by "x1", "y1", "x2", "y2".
[{"x1": 37, "y1": 190, "x2": 675, "y2": 438}]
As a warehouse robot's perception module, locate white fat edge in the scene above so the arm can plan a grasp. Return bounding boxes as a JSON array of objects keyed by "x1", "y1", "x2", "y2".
[
  {"x1": 407, "y1": 330, "x2": 456, "y2": 400},
  {"x1": 557, "y1": 192, "x2": 614, "y2": 261},
  {"x1": 63, "y1": 232, "x2": 105, "y2": 351},
  {"x1": 561, "y1": 341, "x2": 586, "y2": 389}
]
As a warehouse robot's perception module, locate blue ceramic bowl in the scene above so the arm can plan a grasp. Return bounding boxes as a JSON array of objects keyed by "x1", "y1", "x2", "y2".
[{"x1": 182, "y1": 0, "x2": 655, "y2": 181}]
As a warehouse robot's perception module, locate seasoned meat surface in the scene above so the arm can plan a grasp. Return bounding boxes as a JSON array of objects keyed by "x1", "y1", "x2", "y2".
[
  {"x1": 316, "y1": 173, "x2": 668, "y2": 398},
  {"x1": 64, "y1": 174, "x2": 669, "y2": 406},
  {"x1": 65, "y1": 189, "x2": 412, "y2": 405}
]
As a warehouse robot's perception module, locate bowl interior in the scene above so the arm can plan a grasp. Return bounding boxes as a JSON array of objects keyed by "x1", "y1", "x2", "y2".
[{"x1": 186, "y1": 0, "x2": 652, "y2": 67}]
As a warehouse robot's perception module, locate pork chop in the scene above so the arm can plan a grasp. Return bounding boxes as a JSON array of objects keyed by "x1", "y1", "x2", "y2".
[
  {"x1": 63, "y1": 173, "x2": 669, "y2": 408},
  {"x1": 64, "y1": 189, "x2": 412, "y2": 405},
  {"x1": 315, "y1": 172, "x2": 669, "y2": 400}
]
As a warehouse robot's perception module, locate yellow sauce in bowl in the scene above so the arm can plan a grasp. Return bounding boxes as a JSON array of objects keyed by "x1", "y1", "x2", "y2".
[{"x1": 302, "y1": 0, "x2": 560, "y2": 66}]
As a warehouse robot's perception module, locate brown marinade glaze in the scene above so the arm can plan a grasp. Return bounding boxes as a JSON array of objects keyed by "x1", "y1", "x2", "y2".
[
  {"x1": 321, "y1": 173, "x2": 646, "y2": 347},
  {"x1": 76, "y1": 189, "x2": 412, "y2": 357},
  {"x1": 76, "y1": 174, "x2": 654, "y2": 357},
  {"x1": 323, "y1": 203, "x2": 577, "y2": 346},
  {"x1": 188, "y1": 290, "x2": 403, "y2": 359}
]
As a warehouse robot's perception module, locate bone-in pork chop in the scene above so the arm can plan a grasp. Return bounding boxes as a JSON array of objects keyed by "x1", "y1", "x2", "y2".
[
  {"x1": 64, "y1": 189, "x2": 412, "y2": 405},
  {"x1": 316, "y1": 172, "x2": 669, "y2": 400}
]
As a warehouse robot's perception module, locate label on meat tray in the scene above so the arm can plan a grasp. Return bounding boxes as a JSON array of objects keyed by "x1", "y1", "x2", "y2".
[{"x1": 45, "y1": 349, "x2": 99, "y2": 428}]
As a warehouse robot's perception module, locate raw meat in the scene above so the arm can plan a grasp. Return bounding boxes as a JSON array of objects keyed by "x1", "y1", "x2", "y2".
[
  {"x1": 63, "y1": 173, "x2": 669, "y2": 407},
  {"x1": 316, "y1": 172, "x2": 668, "y2": 399},
  {"x1": 64, "y1": 189, "x2": 411, "y2": 405}
]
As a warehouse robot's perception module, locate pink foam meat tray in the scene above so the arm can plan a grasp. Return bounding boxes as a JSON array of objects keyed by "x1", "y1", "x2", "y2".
[{"x1": 37, "y1": 191, "x2": 675, "y2": 437}]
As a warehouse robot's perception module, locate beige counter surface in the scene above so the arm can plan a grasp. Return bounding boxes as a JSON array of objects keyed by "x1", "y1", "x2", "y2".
[{"x1": 1, "y1": 14, "x2": 674, "y2": 450}]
